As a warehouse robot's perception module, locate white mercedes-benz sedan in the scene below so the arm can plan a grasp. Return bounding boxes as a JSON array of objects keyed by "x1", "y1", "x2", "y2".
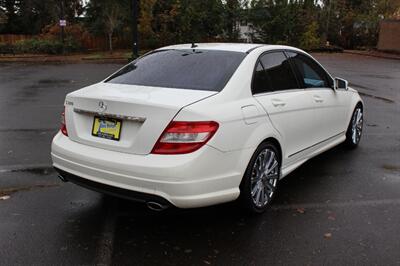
[{"x1": 51, "y1": 43, "x2": 364, "y2": 213}]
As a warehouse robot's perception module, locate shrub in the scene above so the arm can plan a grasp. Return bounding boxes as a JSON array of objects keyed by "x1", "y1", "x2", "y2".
[
  {"x1": 299, "y1": 22, "x2": 321, "y2": 51},
  {"x1": 14, "y1": 39, "x2": 62, "y2": 54},
  {"x1": 0, "y1": 43, "x2": 15, "y2": 54},
  {"x1": 1, "y1": 37, "x2": 83, "y2": 55}
]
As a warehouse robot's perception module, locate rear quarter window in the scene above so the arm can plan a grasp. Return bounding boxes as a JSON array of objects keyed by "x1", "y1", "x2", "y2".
[{"x1": 106, "y1": 49, "x2": 247, "y2": 92}]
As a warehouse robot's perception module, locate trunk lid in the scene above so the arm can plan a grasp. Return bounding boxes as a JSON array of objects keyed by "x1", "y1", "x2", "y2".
[{"x1": 64, "y1": 82, "x2": 217, "y2": 155}]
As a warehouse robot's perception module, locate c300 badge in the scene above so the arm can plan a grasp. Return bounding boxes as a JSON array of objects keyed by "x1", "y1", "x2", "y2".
[{"x1": 98, "y1": 101, "x2": 107, "y2": 112}]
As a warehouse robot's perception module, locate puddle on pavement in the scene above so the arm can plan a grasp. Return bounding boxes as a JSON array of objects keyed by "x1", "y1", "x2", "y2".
[
  {"x1": 3, "y1": 166, "x2": 55, "y2": 175},
  {"x1": 350, "y1": 83, "x2": 375, "y2": 91},
  {"x1": 38, "y1": 79, "x2": 73, "y2": 84}
]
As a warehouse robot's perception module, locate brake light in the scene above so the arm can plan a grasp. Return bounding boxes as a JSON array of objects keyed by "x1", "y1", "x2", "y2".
[
  {"x1": 60, "y1": 108, "x2": 68, "y2": 136},
  {"x1": 151, "y1": 121, "x2": 219, "y2": 154}
]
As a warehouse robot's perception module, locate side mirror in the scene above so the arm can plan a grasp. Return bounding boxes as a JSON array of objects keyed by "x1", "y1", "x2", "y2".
[{"x1": 334, "y1": 77, "x2": 348, "y2": 90}]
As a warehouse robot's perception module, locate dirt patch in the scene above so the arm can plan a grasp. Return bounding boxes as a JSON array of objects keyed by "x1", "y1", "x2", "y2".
[
  {"x1": 11, "y1": 166, "x2": 54, "y2": 175},
  {"x1": 382, "y1": 164, "x2": 400, "y2": 172},
  {"x1": 0, "y1": 183, "x2": 60, "y2": 197}
]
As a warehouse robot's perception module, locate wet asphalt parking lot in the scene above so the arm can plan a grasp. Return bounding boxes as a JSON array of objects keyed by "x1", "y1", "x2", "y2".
[{"x1": 0, "y1": 53, "x2": 399, "y2": 265}]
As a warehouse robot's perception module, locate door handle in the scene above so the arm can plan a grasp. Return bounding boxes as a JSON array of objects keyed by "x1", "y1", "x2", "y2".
[
  {"x1": 313, "y1": 95, "x2": 324, "y2": 103},
  {"x1": 271, "y1": 99, "x2": 286, "y2": 107}
]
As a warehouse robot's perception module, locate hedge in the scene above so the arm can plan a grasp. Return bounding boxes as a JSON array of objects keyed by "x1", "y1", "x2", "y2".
[{"x1": 0, "y1": 38, "x2": 83, "y2": 55}]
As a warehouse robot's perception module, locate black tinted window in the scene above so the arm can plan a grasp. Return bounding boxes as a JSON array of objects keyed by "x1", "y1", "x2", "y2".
[
  {"x1": 106, "y1": 49, "x2": 246, "y2": 91},
  {"x1": 252, "y1": 62, "x2": 270, "y2": 94},
  {"x1": 287, "y1": 52, "x2": 329, "y2": 88},
  {"x1": 259, "y1": 52, "x2": 299, "y2": 92}
]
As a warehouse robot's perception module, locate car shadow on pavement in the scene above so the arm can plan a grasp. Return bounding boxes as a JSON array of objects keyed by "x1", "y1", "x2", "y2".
[{"x1": 89, "y1": 143, "x2": 361, "y2": 265}]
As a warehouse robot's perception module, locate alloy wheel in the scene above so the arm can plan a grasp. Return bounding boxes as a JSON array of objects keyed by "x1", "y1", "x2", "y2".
[
  {"x1": 351, "y1": 107, "x2": 363, "y2": 145},
  {"x1": 250, "y1": 149, "x2": 279, "y2": 208}
]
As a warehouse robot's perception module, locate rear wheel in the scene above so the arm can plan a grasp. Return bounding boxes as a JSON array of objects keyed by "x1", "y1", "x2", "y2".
[
  {"x1": 345, "y1": 105, "x2": 363, "y2": 148},
  {"x1": 240, "y1": 142, "x2": 280, "y2": 214}
]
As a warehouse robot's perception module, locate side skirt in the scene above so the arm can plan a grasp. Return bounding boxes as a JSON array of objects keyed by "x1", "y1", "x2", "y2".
[{"x1": 281, "y1": 133, "x2": 346, "y2": 179}]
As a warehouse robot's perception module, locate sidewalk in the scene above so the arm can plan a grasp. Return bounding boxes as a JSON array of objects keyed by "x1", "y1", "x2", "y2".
[{"x1": 344, "y1": 50, "x2": 400, "y2": 60}]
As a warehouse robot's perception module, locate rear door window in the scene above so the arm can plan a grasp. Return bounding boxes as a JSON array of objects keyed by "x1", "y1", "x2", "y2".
[
  {"x1": 106, "y1": 49, "x2": 246, "y2": 92},
  {"x1": 258, "y1": 52, "x2": 299, "y2": 92}
]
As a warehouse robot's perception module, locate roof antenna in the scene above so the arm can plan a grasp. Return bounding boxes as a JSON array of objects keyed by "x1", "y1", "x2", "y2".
[{"x1": 191, "y1": 42, "x2": 198, "y2": 49}]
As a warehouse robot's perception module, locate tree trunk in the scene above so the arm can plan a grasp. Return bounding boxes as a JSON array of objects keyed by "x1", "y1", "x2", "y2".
[{"x1": 108, "y1": 32, "x2": 113, "y2": 54}]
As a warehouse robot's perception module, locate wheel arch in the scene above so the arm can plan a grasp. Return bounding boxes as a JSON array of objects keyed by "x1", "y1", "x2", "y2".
[
  {"x1": 356, "y1": 101, "x2": 363, "y2": 110},
  {"x1": 345, "y1": 92, "x2": 364, "y2": 126},
  {"x1": 239, "y1": 136, "x2": 283, "y2": 212},
  {"x1": 240, "y1": 137, "x2": 283, "y2": 186},
  {"x1": 260, "y1": 137, "x2": 283, "y2": 164}
]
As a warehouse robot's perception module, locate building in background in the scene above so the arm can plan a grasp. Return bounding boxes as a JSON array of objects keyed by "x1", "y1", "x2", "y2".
[
  {"x1": 237, "y1": 20, "x2": 256, "y2": 43},
  {"x1": 378, "y1": 20, "x2": 400, "y2": 53},
  {"x1": 0, "y1": 10, "x2": 6, "y2": 25}
]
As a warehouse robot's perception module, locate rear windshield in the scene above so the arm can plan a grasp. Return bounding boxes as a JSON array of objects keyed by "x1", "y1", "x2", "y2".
[{"x1": 106, "y1": 49, "x2": 246, "y2": 91}]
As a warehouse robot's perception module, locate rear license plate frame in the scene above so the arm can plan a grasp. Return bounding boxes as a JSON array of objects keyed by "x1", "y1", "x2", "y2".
[{"x1": 91, "y1": 116, "x2": 122, "y2": 141}]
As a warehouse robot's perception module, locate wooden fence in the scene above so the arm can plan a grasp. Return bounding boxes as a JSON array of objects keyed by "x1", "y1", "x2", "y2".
[
  {"x1": 81, "y1": 35, "x2": 132, "y2": 51},
  {"x1": 0, "y1": 34, "x2": 33, "y2": 44},
  {"x1": 378, "y1": 20, "x2": 400, "y2": 53}
]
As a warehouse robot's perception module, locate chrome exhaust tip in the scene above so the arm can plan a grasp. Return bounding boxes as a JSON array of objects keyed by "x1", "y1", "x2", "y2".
[{"x1": 146, "y1": 201, "x2": 169, "y2": 211}]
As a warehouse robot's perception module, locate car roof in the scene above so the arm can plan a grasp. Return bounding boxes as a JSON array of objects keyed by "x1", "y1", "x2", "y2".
[{"x1": 158, "y1": 43, "x2": 303, "y2": 54}]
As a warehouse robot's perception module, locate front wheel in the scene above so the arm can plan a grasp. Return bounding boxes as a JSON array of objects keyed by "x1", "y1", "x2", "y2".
[
  {"x1": 240, "y1": 142, "x2": 280, "y2": 214},
  {"x1": 345, "y1": 105, "x2": 363, "y2": 148}
]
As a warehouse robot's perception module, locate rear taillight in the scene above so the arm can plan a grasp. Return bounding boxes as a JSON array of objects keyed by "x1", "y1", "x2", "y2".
[
  {"x1": 151, "y1": 121, "x2": 219, "y2": 154},
  {"x1": 60, "y1": 109, "x2": 68, "y2": 136}
]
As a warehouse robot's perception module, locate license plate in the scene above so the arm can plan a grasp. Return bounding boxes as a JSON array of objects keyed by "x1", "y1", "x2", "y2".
[{"x1": 92, "y1": 116, "x2": 122, "y2": 141}]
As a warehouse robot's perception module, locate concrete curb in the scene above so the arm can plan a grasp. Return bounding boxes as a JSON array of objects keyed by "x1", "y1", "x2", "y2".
[
  {"x1": 0, "y1": 58, "x2": 129, "y2": 64},
  {"x1": 344, "y1": 50, "x2": 400, "y2": 61},
  {"x1": 0, "y1": 54, "x2": 130, "y2": 64}
]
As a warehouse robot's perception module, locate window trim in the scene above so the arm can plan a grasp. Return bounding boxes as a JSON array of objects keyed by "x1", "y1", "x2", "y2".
[
  {"x1": 251, "y1": 49, "x2": 303, "y2": 95},
  {"x1": 251, "y1": 49, "x2": 335, "y2": 96}
]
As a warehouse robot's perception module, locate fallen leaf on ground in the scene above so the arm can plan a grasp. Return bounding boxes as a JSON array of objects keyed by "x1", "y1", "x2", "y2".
[
  {"x1": 0, "y1": 195, "x2": 10, "y2": 200},
  {"x1": 328, "y1": 215, "x2": 336, "y2": 221},
  {"x1": 296, "y1": 208, "x2": 305, "y2": 214},
  {"x1": 324, "y1": 233, "x2": 332, "y2": 239}
]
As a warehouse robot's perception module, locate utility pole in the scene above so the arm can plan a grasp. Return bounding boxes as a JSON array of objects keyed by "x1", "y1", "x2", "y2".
[
  {"x1": 132, "y1": 0, "x2": 139, "y2": 59},
  {"x1": 325, "y1": 0, "x2": 332, "y2": 41},
  {"x1": 60, "y1": 0, "x2": 65, "y2": 54}
]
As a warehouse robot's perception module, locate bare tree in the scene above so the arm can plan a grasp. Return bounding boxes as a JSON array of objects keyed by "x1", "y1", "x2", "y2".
[{"x1": 104, "y1": 3, "x2": 121, "y2": 53}]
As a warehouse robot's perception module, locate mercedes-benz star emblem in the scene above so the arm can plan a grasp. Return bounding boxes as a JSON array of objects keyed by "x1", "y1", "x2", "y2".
[{"x1": 98, "y1": 101, "x2": 107, "y2": 112}]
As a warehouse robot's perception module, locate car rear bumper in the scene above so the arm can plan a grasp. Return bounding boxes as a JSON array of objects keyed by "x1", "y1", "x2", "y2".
[
  {"x1": 51, "y1": 132, "x2": 252, "y2": 208},
  {"x1": 55, "y1": 167, "x2": 173, "y2": 208}
]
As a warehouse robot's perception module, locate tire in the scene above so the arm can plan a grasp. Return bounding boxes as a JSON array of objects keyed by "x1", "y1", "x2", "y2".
[
  {"x1": 345, "y1": 105, "x2": 363, "y2": 149},
  {"x1": 240, "y1": 141, "x2": 281, "y2": 214}
]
